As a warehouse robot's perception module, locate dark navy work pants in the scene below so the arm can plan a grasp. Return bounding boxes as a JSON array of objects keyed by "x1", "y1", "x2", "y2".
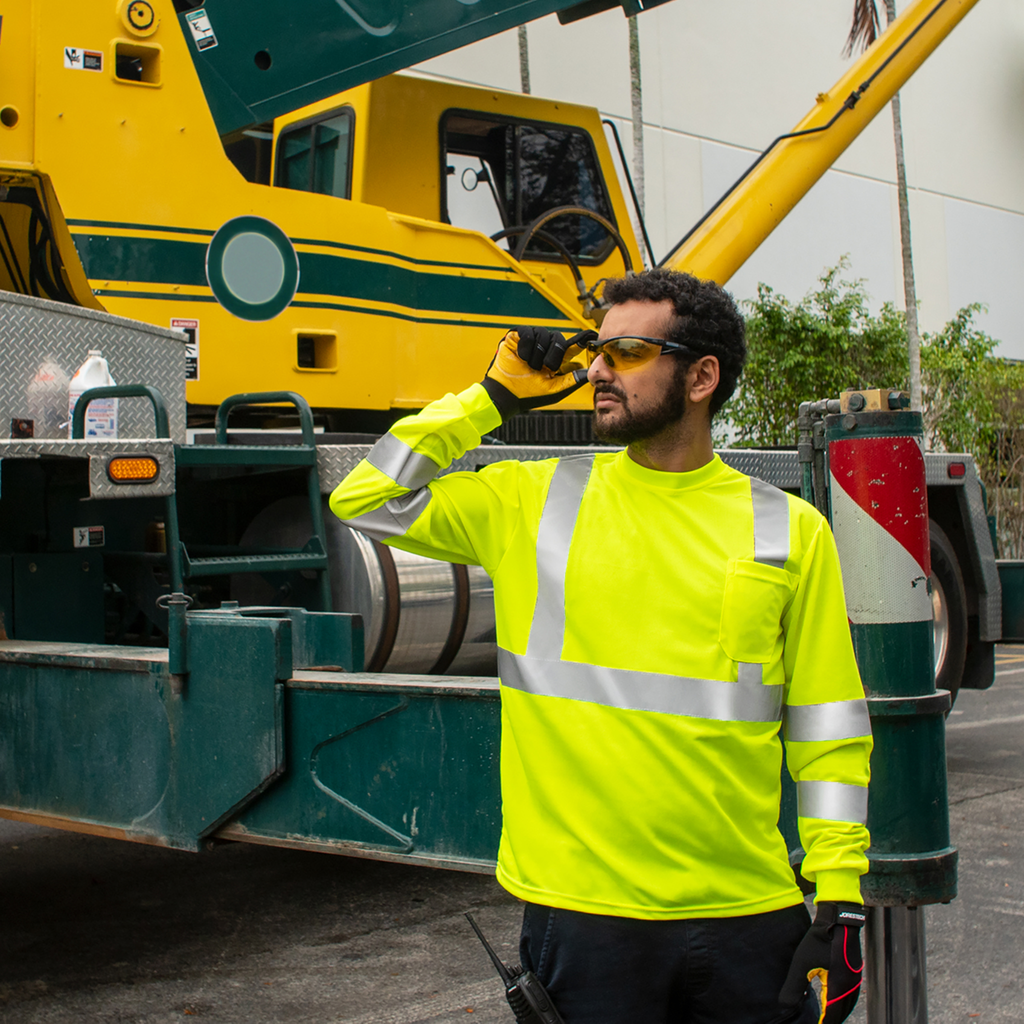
[{"x1": 519, "y1": 901, "x2": 820, "y2": 1024}]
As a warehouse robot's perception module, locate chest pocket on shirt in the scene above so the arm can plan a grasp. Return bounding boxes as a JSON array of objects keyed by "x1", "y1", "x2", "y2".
[{"x1": 719, "y1": 559, "x2": 799, "y2": 663}]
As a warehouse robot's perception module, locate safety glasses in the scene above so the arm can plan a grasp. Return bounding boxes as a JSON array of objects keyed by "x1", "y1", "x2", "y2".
[{"x1": 580, "y1": 334, "x2": 690, "y2": 372}]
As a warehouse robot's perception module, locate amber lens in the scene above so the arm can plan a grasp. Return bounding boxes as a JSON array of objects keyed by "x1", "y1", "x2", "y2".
[
  {"x1": 589, "y1": 337, "x2": 663, "y2": 371},
  {"x1": 107, "y1": 456, "x2": 159, "y2": 483}
]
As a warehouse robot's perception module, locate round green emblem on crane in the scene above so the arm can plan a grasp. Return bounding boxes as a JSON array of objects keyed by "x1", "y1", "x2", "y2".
[{"x1": 206, "y1": 217, "x2": 300, "y2": 322}]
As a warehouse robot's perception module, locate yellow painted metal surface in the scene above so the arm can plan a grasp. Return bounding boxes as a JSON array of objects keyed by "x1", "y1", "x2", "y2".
[
  {"x1": 663, "y1": 0, "x2": 982, "y2": 283},
  {"x1": 0, "y1": 2, "x2": 36, "y2": 169},
  {"x1": 0, "y1": 2, "x2": 637, "y2": 414}
]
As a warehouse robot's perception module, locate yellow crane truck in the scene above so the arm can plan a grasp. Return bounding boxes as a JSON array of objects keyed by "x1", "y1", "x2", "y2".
[
  {"x1": 0, "y1": 0, "x2": 981, "y2": 428},
  {"x1": 0, "y1": 0, "x2": 1009, "y2": 863}
]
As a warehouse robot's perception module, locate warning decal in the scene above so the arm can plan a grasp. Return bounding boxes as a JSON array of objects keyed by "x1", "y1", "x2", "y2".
[
  {"x1": 171, "y1": 317, "x2": 200, "y2": 381},
  {"x1": 185, "y1": 9, "x2": 218, "y2": 51},
  {"x1": 64, "y1": 47, "x2": 103, "y2": 71},
  {"x1": 73, "y1": 526, "x2": 105, "y2": 549}
]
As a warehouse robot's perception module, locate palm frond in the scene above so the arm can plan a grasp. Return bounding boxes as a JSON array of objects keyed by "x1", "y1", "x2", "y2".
[{"x1": 843, "y1": 0, "x2": 881, "y2": 58}]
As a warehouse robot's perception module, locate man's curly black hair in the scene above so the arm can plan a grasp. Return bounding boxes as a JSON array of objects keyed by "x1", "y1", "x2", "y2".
[{"x1": 603, "y1": 269, "x2": 746, "y2": 418}]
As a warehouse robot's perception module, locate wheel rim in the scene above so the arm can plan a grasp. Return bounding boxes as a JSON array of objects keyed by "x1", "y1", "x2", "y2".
[{"x1": 931, "y1": 573, "x2": 949, "y2": 678}]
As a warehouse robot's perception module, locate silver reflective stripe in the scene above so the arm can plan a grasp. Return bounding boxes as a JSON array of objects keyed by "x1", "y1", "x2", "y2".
[
  {"x1": 750, "y1": 476, "x2": 790, "y2": 569},
  {"x1": 785, "y1": 699, "x2": 871, "y2": 742},
  {"x1": 367, "y1": 432, "x2": 441, "y2": 491},
  {"x1": 499, "y1": 649, "x2": 785, "y2": 723},
  {"x1": 525, "y1": 455, "x2": 595, "y2": 661},
  {"x1": 797, "y1": 780, "x2": 868, "y2": 824},
  {"x1": 737, "y1": 661, "x2": 763, "y2": 684},
  {"x1": 341, "y1": 488, "x2": 432, "y2": 542},
  {"x1": 736, "y1": 478, "x2": 791, "y2": 679}
]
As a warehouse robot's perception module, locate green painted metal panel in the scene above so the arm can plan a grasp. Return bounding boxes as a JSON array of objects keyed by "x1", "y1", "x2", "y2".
[
  {"x1": 227, "y1": 675, "x2": 501, "y2": 869},
  {"x1": 206, "y1": 606, "x2": 364, "y2": 671},
  {"x1": 177, "y1": 445, "x2": 317, "y2": 468},
  {"x1": 867, "y1": 714, "x2": 950, "y2": 855},
  {"x1": 179, "y1": 1, "x2": 663, "y2": 136},
  {"x1": 289, "y1": 609, "x2": 364, "y2": 671},
  {"x1": 161, "y1": 615, "x2": 290, "y2": 846},
  {"x1": 778, "y1": 761, "x2": 799, "y2": 860},
  {"x1": 0, "y1": 614, "x2": 291, "y2": 850},
  {"x1": 0, "y1": 650, "x2": 173, "y2": 826},
  {"x1": 13, "y1": 552, "x2": 105, "y2": 644},
  {"x1": 0, "y1": 555, "x2": 12, "y2": 639},
  {"x1": 849, "y1": 621, "x2": 935, "y2": 700},
  {"x1": 997, "y1": 560, "x2": 1024, "y2": 641}
]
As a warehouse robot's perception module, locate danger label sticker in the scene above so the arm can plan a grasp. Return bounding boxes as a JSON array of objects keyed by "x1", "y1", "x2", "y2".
[
  {"x1": 185, "y1": 9, "x2": 218, "y2": 51},
  {"x1": 171, "y1": 317, "x2": 200, "y2": 381},
  {"x1": 73, "y1": 526, "x2": 105, "y2": 549},
  {"x1": 64, "y1": 47, "x2": 103, "y2": 71}
]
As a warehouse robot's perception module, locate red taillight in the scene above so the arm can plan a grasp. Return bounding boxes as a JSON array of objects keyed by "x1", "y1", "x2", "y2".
[{"x1": 947, "y1": 462, "x2": 966, "y2": 479}]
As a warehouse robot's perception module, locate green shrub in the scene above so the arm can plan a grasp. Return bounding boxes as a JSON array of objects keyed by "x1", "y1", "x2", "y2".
[{"x1": 727, "y1": 259, "x2": 907, "y2": 447}]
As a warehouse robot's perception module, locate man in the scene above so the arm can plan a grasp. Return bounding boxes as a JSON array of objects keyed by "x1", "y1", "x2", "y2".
[{"x1": 330, "y1": 269, "x2": 872, "y2": 1024}]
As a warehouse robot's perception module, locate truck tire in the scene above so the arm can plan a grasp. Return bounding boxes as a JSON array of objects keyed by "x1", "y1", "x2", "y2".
[{"x1": 931, "y1": 519, "x2": 968, "y2": 703}]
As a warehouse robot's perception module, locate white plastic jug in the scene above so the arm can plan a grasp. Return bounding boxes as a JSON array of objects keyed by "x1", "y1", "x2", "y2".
[
  {"x1": 68, "y1": 350, "x2": 118, "y2": 438},
  {"x1": 27, "y1": 355, "x2": 70, "y2": 439}
]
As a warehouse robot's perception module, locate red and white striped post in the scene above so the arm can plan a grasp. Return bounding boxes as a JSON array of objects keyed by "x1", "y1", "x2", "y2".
[{"x1": 825, "y1": 389, "x2": 956, "y2": 1024}]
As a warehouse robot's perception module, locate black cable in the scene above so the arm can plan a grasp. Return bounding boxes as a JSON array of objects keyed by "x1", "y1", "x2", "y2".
[
  {"x1": 27, "y1": 203, "x2": 75, "y2": 303},
  {"x1": 26, "y1": 208, "x2": 38, "y2": 296},
  {"x1": 44, "y1": 219, "x2": 75, "y2": 304},
  {"x1": 658, "y1": 0, "x2": 948, "y2": 265},
  {"x1": 35, "y1": 182, "x2": 77, "y2": 304},
  {"x1": 29, "y1": 209, "x2": 60, "y2": 299},
  {"x1": 0, "y1": 212, "x2": 23, "y2": 293},
  {"x1": 602, "y1": 118, "x2": 656, "y2": 268},
  {"x1": 0, "y1": 192, "x2": 29, "y2": 292}
]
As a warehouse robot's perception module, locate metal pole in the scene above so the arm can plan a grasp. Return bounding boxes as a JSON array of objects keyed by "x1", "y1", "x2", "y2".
[{"x1": 866, "y1": 906, "x2": 929, "y2": 1024}]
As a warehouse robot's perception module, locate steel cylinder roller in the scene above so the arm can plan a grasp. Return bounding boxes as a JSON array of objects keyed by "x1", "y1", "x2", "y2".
[{"x1": 233, "y1": 496, "x2": 497, "y2": 675}]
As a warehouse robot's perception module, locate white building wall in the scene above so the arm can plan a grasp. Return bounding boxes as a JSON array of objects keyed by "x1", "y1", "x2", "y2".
[{"x1": 414, "y1": 0, "x2": 1024, "y2": 357}]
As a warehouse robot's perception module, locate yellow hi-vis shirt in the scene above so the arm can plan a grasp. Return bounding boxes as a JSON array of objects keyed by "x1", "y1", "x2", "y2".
[{"x1": 329, "y1": 384, "x2": 872, "y2": 919}]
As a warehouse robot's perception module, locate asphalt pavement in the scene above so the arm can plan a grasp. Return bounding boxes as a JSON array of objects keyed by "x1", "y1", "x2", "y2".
[{"x1": 2, "y1": 651, "x2": 1023, "y2": 1024}]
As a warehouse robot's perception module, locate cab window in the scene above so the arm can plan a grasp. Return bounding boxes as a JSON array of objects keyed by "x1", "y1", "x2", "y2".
[
  {"x1": 275, "y1": 108, "x2": 354, "y2": 199},
  {"x1": 442, "y1": 111, "x2": 616, "y2": 264}
]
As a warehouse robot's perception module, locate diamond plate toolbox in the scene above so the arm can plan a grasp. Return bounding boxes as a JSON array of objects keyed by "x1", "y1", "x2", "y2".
[{"x1": 0, "y1": 292, "x2": 186, "y2": 442}]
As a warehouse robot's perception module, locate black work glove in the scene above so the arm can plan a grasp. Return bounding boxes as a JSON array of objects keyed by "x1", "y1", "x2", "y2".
[
  {"x1": 481, "y1": 326, "x2": 595, "y2": 421},
  {"x1": 778, "y1": 902, "x2": 866, "y2": 1023}
]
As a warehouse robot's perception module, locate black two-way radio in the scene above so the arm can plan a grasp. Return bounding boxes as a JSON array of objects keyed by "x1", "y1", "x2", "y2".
[{"x1": 464, "y1": 912, "x2": 566, "y2": 1024}]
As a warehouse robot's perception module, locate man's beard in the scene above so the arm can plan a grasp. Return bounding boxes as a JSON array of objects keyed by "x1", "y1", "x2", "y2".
[{"x1": 592, "y1": 367, "x2": 690, "y2": 445}]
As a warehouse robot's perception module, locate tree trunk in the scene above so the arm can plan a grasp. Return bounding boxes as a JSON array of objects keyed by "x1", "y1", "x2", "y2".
[
  {"x1": 518, "y1": 25, "x2": 530, "y2": 95},
  {"x1": 884, "y1": 0, "x2": 923, "y2": 409}
]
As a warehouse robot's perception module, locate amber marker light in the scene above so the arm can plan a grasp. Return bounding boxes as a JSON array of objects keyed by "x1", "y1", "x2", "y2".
[{"x1": 107, "y1": 456, "x2": 160, "y2": 483}]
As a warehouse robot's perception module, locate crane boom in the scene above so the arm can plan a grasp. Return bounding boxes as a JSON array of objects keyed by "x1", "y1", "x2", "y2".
[
  {"x1": 660, "y1": 0, "x2": 981, "y2": 283},
  {"x1": 183, "y1": 0, "x2": 674, "y2": 136}
]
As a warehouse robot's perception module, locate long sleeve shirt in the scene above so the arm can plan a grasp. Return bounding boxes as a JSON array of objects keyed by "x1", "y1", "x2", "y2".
[{"x1": 330, "y1": 383, "x2": 872, "y2": 918}]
